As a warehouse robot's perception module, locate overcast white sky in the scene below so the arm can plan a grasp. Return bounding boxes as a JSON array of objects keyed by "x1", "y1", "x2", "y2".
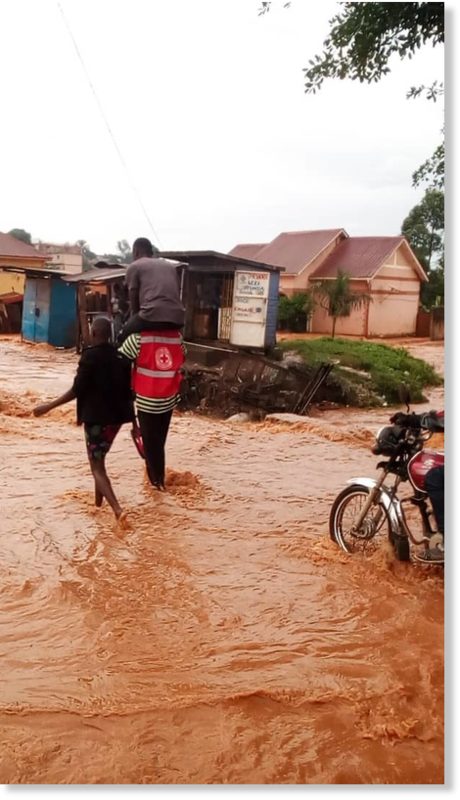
[{"x1": 0, "y1": 0, "x2": 445, "y2": 255}]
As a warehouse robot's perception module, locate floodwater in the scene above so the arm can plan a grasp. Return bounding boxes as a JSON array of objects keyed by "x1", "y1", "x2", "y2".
[{"x1": 0, "y1": 338, "x2": 444, "y2": 784}]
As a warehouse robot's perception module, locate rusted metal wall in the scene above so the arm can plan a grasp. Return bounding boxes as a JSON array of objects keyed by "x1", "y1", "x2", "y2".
[
  {"x1": 430, "y1": 306, "x2": 444, "y2": 341},
  {"x1": 416, "y1": 308, "x2": 431, "y2": 337}
]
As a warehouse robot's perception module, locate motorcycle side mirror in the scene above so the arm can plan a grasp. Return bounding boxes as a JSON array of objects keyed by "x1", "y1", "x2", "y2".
[{"x1": 398, "y1": 384, "x2": 411, "y2": 412}]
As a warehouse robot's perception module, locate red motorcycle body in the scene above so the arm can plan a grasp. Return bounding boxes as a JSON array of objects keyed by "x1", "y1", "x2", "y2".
[{"x1": 408, "y1": 449, "x2": 444, "y2": 492}]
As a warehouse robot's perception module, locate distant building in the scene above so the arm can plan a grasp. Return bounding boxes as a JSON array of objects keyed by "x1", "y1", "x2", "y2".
[
  {"x1": 35, "y1": 242, "x2": 83, "y2": 275},
  {"x1": 0, "y1": 232, "x2": 50, "y2": 332},
  {"x1": 230, "y1": 229, "x2": 428, "y2": 338},
  {"x1": 0, "y1": 231, "x2": 48, "y2": 274},
  {"x1": 0, "y1": 231, "x2": 48, "y2": 298}
]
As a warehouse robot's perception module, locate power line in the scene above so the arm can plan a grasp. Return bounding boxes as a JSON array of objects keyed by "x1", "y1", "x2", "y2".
[{"x1": 57, "y1": 0, "x2": 162, "y2": 248}]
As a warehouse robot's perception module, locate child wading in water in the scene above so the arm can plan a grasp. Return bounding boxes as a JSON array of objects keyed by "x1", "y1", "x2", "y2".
[{"x1": 33, "y1": 316, "x2": 134, "y2": 520}]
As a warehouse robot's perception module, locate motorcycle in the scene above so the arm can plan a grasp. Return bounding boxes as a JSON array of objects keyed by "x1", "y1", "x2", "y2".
[{"x1": 329, "y1": 404, "x2": 444, "y2": 563}]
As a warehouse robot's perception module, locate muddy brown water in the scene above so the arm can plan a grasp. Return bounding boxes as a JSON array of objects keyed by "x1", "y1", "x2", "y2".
[{"x1": 0, "y1": 338, "x2": 444, "y2": 784}]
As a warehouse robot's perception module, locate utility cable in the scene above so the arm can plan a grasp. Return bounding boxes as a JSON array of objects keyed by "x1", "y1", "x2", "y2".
[{"x1": 57, "y1": 0, "x2": 162, "y2": 248}]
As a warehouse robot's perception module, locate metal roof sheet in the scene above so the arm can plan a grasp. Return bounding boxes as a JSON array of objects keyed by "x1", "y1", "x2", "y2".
[
  {"x1": 66, "y1": 257, "x2": 186, "y2": 284},
  {"x1": 65, "y1": 266, "x2": 128, "y2": 283},
  {"x1": 160, "y1": 250, "x2": 284, "y2": 272},
  {"x1": 1, "y1": 266, "x2": 69, "y2": 279},
  {"x1": 0, "y1": 292, "x2": 23, "y2": 304}
]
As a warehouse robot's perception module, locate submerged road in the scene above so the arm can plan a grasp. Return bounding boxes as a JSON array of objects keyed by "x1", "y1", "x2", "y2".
[{"x1": 0, "y1": 338, "x2": 444, "y2": 784}]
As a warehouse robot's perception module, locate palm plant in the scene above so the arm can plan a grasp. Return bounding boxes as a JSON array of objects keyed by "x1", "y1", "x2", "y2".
[{"x1": 312, "y1": 270, "x2": 371, "y2": 338}]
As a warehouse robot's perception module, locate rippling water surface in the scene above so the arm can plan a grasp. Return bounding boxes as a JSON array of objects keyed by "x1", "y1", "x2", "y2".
[{"x1": 0, "y1": 338, "x2": 444, "y2": 784}]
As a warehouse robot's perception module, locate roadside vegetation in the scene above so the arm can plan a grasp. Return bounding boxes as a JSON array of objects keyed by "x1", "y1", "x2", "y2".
[{"x1": 278, "y1": 337, "x2": 442, "y2": 407}]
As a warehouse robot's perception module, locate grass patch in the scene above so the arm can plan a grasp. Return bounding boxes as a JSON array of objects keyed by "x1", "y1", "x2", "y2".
[{"x1": 278, "y1": 337, "x2": 442, "y2": 406}]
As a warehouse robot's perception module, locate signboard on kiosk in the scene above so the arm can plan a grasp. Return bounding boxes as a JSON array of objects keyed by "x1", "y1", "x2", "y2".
[{"x1": 230, "y1": 271, "x2": 269, "y2": 348}]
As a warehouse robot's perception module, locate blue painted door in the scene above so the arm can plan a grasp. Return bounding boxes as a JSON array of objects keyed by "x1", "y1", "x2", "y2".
[
  {"x1": 48, "y1": 281, "x2": 77, "y2": 347},
  {"x1": 34, "y1": 280, "x2": 50, "y2": 342},
  {"x1": 22, "y1": 279, "x2": 37, "y2": 342},
  {"x1": 21, "y1": 279, "x2": 50, "y2": 342}
]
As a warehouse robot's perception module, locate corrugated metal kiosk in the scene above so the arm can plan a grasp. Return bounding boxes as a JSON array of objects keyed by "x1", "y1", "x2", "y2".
[
  {"x1": 161, "y1": 250, "x2": 283, "y2": 351},
  {"x1": 2, "y1": 267, "x2": 77, "y2": 347},
  {"x1": 22, "y1": 271, "x2": 76, "y2": 347},
  {"x1": 65, "y1": 251, "x2": 283, "y2": 352},
  {"x1": 66, "y1": 263, "x2": 129, "y2": 348}
]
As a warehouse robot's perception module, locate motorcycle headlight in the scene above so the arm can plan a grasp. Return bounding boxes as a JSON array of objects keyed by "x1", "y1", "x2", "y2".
[{"x1": 372, "y1": 425, "x2": 404, "y2": 456}]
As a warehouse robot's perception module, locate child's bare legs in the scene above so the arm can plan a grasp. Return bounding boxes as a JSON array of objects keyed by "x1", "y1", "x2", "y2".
[
  {"x1": 84, "y1": 424, "x2": 122, "y2": 518},
  {"x1": 90, "y1": 458, "x2": 122, "y2": 519}
]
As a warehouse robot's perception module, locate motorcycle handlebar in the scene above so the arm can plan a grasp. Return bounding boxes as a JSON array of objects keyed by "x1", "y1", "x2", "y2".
[{"x1": 389, "y1": 410, "x2": 444, "y2": 433}]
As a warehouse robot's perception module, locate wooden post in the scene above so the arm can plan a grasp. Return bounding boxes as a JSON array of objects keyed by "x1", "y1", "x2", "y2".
[{"x1": 77, "y1": 283, "x2": 90, "y2": 348}]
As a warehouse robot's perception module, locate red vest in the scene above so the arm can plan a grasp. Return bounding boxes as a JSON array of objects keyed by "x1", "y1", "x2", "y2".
[{"x1": 132, "y1": 331, "x2": 184, "y2": 398}]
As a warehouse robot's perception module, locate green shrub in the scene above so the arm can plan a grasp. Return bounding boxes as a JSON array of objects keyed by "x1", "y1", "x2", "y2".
[
  {"x1": 278, "y1": 337, "x2": 442, "y2": 406},
  {"x1": 277, "y1": 292, "x2": 314, "y2": 332}
]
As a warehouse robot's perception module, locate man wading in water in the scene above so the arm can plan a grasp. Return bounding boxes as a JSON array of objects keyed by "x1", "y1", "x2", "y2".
[
  {"x1": 33, "y1": 316, "x2": 134, "y2": 520},
  {"x1": 116, "y1": 235, "x2": 186, "y2": 490}
]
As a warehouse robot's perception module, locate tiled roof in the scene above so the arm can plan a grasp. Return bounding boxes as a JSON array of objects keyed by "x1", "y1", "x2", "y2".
[
  {"x1": 309, "y1": 236, "x2": 407, "y2": 280},
  {"x1": 0, "y1": 232, "x2": 47, "y2": 260},
  {"x1": 230, "y1": 230, "x2": 346, "y2": 274},
  {"x1": 228, "y1": 243, "x2": 267, "y2": 260}
]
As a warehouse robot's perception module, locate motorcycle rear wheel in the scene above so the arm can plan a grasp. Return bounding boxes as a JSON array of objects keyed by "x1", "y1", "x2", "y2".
[{"x1": 329, "y1": 485, "x2": 393, "y2": 556}]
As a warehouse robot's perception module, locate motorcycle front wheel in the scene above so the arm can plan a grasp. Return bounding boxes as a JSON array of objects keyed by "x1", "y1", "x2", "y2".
[{"x1": 329, "y1": 485, "x2": 394, "y2": 557}]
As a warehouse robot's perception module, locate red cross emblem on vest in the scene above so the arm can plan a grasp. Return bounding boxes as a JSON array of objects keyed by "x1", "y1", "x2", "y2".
[{"x1": 155, "y1": 346, "x2": 173, "y2": 370}]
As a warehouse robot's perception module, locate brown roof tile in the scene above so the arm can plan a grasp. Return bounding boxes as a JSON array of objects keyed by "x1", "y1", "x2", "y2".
[
  {"x1": 231, "y1": 229, "x2": 346, "y2": 274},
  {"x1": 309, "y1": 237, "x2": 407, "y2": 280},
  {"x1": 0, "y1": 232, "x2": 47, "y2": 261},
  {"x1": 228, "y1": 243, "x2": 267, "y2": 260}
]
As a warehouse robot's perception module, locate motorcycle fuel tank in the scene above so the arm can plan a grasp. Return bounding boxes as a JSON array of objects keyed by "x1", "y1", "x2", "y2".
[{"x1": 408, "y1": 449, "x2": 444, "y2": 492}]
